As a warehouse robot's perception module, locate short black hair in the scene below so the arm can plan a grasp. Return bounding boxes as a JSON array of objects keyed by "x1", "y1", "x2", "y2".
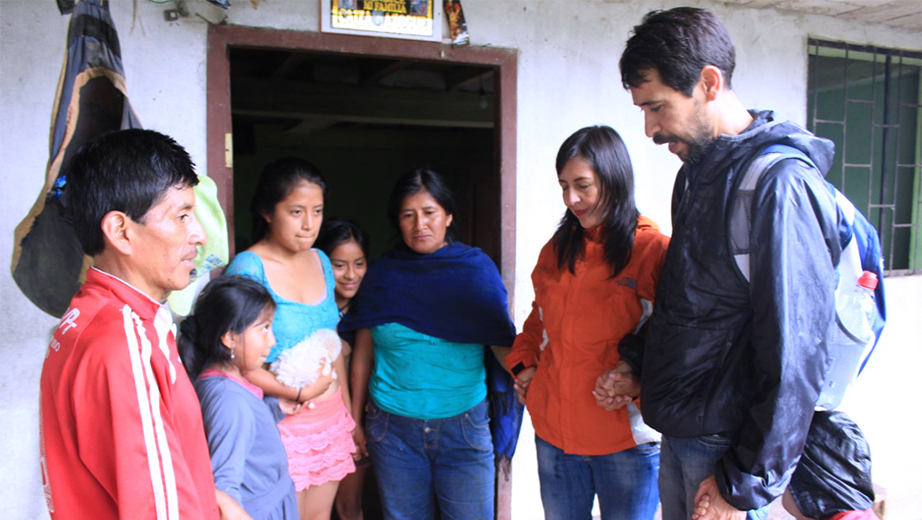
[
  {"x1": 177, "y1": 276, "x2": 275, "y2": 380},
  {"x1": 250, "y1": 157, "x2": 327, "y2": 243},
  {"x1": 66, "y1": 129, "x2": 199, "y2": 256},
  {"x1": 316, "y1": 218, "x2": 371, "y2": 259},
  {"x1": 620, "y1": 7, "x2": 736, "y2": 96},
  {"x1": 386, "y1": 168, "x2": 458, "y2": 242}
]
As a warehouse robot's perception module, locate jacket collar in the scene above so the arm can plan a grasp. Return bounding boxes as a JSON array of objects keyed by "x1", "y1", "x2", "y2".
[
  {"x1": 684, "y1": 109, "x2": 835, "y2": 186},
  {"x1": 87, "y1": 267, "x2": 165, "y2": 320}
]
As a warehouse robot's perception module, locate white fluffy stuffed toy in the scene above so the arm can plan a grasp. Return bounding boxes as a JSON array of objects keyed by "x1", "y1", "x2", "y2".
[{"x1": 270, "y1": 328, "x2": 342, "y2": 389}]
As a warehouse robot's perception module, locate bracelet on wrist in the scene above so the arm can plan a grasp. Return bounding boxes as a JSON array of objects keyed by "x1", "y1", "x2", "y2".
[{"x1": 296, "y1": 387, "x2": 303, "y2": 402}]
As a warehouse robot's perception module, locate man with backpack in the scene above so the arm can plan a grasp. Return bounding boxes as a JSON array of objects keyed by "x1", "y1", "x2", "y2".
[{"x1": 611, "y1": 7, "x2": 846, "y2": 519}]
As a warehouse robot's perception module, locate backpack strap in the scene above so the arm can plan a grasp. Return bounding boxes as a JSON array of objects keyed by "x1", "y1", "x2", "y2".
[
  {"x1": 728, "y1": 144, "x2": 816, "y2": 283},
  {"x1": 729, "y1": 144, "x2": 887, "y2": 378}
]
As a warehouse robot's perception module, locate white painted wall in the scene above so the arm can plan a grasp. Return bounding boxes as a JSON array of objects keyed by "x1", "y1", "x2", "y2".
[
  {"x1": 837, "y1": 275, "x2": 922, "y2": 517},
  {"x1": 1, "y1": 0, "x2": 919, "y2": 518}
]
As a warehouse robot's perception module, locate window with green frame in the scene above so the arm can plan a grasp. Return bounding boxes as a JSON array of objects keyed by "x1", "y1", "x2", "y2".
[{"x1": 807, "y1": 39, "x2": 922, "y2": 274}]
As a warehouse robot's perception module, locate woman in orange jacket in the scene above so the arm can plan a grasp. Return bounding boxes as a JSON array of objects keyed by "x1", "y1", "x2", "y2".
[{"x1": 506, "y1": 126, "x2": 669, "y2": 520}]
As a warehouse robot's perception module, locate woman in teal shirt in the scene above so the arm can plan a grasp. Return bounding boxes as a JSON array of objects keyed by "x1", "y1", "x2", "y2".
[{"x1": 340, "y1": 168, "x2": 517, "y2": 520}]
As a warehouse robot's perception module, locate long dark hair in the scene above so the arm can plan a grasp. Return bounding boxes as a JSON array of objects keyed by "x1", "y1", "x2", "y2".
[
  {"x1": 552, "y1": 126, "x2": 639, "y2": 277},
  {"x1": 178, "y1": 276, "x2": 276, "y2": 379},
  {"x1": 386, "y1": 168, "x2": 459, "y2": 243},
  {"x1": 249, "y1": 157, "x2": 327, "y2": 243},
  {"x1": 316, "y1": 218, "x2": 371, "y2": 259}
]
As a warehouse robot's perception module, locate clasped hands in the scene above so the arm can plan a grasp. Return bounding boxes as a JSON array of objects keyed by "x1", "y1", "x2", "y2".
[
  {"x1": 592, "y1": 361, "x2": 640, "y2": 411},
  {"x1": 513, "y1": 366, "x2": 536, "y2": 405},
  {"x1": 513, "y1": 361, "x2": 640, "y2": 410},
  {"x1": 513, "y1": 360, "x2": 743, "y2": 520},
  {"x1": 692, "y1": 476, "x2": 746, "y2": 520}
]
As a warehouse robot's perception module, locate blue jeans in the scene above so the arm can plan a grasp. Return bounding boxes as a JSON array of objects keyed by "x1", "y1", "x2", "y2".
[
  {"x1": 366, "y1": 398, "x2": 494, "y2": 520},
  {"x1": 535, "y1": 436, "x2": 660, "y2": 520},
  {"x1": 659, "y1": 435, "x2": 769, "y2": 520}
]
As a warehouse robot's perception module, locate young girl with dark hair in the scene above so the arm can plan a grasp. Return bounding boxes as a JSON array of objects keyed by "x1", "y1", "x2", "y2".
[
  {"x1": 316, "y1": 218, "x2": 375, "y2": 520},
  {"x1": 225, "y1": 157, "x2": 355, "y2": 520},
  {"x1": 316, "y1": 218, "x2": 371, "y2": 319},
  {"x1": 506, "y1": 126, "x2": 669, "y2": 520},
  {"x1": 178, "y1": 276, "x2": 298, "y2": 520}
]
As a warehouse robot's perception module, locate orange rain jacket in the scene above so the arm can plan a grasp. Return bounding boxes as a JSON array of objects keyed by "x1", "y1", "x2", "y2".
[{"x1": 506, "y1": 216, "x2": 669, "y2": 455}]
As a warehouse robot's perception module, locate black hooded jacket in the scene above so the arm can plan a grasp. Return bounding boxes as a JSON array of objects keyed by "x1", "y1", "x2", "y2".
[{"x1": 624, "y1": 111, "x2": 841, "y2": 509}]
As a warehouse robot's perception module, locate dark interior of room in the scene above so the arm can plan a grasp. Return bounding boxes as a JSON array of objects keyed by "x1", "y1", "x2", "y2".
[{"x1": 229, "y1": 48, "x2": 499, "y2": 263}]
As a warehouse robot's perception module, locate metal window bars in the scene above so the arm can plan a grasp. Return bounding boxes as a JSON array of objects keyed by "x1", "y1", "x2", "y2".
[{"x1": 808, "y1": 38, "x2": 922, "y2": 275}]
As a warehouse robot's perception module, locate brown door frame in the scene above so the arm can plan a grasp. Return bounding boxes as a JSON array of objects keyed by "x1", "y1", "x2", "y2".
[
  {"x1": 206, "y1": 25, "x2": 518, "y2": 518},
  {"x1": 206, "y1": 24, "x2": 517, "y2": 302}
]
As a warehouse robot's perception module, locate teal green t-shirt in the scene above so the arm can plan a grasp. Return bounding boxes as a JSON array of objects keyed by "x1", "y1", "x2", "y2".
[{"x1": 370, "y1": 322, "x2": 486, "y2": 420}]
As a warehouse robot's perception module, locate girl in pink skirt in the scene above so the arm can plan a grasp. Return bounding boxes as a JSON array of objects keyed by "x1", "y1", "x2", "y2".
[{"x1": 226, "y1": 157, "x2": 356, "y2": 520}]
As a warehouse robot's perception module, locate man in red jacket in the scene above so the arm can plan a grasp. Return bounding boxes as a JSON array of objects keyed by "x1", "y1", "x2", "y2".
[{"x1": 39, "y1": 129, "x2": 220, "y2": 519}]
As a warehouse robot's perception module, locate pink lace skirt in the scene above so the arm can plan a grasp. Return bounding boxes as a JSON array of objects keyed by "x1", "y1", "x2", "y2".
[{"x1": 278, "y1": 386, "x2": 356, "y2": 490}]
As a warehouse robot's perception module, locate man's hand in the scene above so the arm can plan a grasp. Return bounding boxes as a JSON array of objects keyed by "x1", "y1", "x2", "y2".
[
  {"x1": 692, "y1": 476, "x2": 745, "y2": 520},
  {"x1": 592, "y1": 361, "x2": 639, "y2": 411},
  {"x1": 513, "y1": 366, "x2": 536, "y2": 405}
]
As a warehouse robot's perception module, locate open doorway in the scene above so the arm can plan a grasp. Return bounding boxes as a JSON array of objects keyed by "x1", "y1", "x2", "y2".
[
  {"x1": 207, "y1": 25, "x2": 517, "y2": 293},
  {"x1": 228, "y1": 48, "x2": 498, "y2": 263},
  {"x1": 206, "y1": 25, "x2": 519, "y2": 519}
]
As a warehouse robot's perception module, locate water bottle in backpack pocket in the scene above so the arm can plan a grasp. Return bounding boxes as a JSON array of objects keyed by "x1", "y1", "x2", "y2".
[
  {"x1": 728, "y1": 143, "x2": 887, "y2": 411},
  {"x1": 816, "y1": 271, "x2": 878, "y2": 410}
]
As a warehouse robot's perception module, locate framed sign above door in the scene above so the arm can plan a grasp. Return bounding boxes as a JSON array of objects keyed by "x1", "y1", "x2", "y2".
[{"x1": 321, "y1": 0, "x2": 443, "y2": 42}]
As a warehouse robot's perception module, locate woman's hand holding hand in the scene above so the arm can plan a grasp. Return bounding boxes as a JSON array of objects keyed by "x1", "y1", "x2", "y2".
[
  {"x1": 592, "y1": 361, "x2": 640, "y2": 411},
  {"x1": 691, "y1": 476, "x2": 745, "y2": 520},
  {"x1": 352, "y1": 424, "x2": 369, "y2": 459},
  {"x1": 513, "y1": 367, "x2": 536, "y2": 405}
]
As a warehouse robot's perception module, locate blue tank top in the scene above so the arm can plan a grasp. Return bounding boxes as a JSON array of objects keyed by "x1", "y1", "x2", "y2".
[{"x1": 225, "y1": 250, "x2": 339, "y2": 363}]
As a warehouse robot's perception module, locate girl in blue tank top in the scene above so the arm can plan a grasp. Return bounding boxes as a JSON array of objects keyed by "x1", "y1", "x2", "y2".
[{"x1": 225, "y1": 158, "x2": 355, "y2": 520}]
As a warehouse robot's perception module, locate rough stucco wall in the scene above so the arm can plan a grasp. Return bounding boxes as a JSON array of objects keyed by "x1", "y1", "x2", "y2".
[
  {"x1": 1, "y1": 0, "x2": 919, "y2": 518},
  {"x1": 0, "y1": 2, "x2": 212, "y2": 518},
  {"x1": 1, "y1": 5, "x2": 77, "y2": 519}
]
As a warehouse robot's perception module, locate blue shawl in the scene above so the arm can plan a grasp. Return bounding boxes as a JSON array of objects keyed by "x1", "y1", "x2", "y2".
[
  {"x1": 340, "y1": 242, "x2": 515, "y2": 344},
  {"x1": 340, "y1": 242, "x2": 523, "y2": 459}
]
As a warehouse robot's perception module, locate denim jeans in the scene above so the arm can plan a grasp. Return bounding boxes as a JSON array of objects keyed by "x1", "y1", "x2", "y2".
[
  {"x1": 659, "y1": 435, "x2": 769, "y2": 520},
  {"x1": 366, "y1": 398, "x2": 494, "y2": 520},
  {"x1": 535, "y1": 436, "x2": 660, "y2": 520}
]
